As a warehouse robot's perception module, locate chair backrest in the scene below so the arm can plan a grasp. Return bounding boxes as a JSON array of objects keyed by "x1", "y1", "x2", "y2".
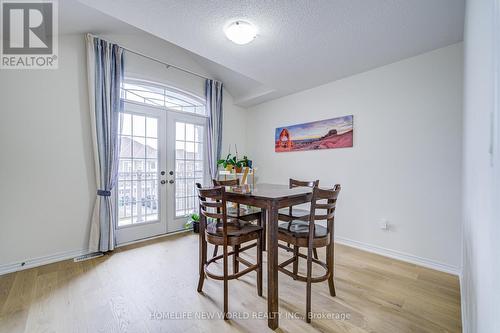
[
  {"x1": 296, "y1": 185, "x2": 341, "y2": 239},
  {"x1": 213, "y1": 178, "x2": 239, "y2": 187},
  {"x1": 287, "y1": 179, "x2": 320, "y2": 216},
  {"x1": 197, "y1": 185, "x2": 229, "y2": 237},
  {"x1": 310, "y1": 185, "x2": 340, "y2": 220},
  {"x1": 289, "y1": 178, "x2": 319, "y2": 189}
]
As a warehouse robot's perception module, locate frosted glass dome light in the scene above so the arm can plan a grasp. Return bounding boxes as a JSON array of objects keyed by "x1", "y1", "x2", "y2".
[{"x1": 224, "y1": 21, "x2": 257, "y2": 45}]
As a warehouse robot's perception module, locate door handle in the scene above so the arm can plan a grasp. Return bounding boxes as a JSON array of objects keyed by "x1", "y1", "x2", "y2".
[
  {"x1": 169, "y1": 180, "x2": 174, "y2": 184},
  {"x1": 160, "y1": 180, "x2": 166, "y2": 185}
]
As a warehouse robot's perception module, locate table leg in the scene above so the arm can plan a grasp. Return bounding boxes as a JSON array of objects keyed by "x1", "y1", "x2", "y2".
[
  {"x1": 267, "y1": 202, "x2": 279, "y2": 329},
  {"x1": 261, "y1": 208, "x2": 267, "y2": 251}
]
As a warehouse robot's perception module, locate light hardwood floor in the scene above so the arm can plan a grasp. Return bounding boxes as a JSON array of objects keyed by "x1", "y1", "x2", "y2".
[{"x1": 0, "y1": 233, "x2": 462, "y2": 333}]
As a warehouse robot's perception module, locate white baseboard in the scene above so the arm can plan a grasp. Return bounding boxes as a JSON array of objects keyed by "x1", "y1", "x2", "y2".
[
  {"x1": 0, "y1": 249, "x2": 90, "y2": 276},
  {"x1": 458, "y1": 270, "x2": 468, "y2": 332},
  {"x1": 335, "y1": 236, "x2": 460, "y2": 275},
  {"x1": 1, "y1": 234, "x2": 460, "y2": 277},
  {"x1": 0, "y1": 230, "x2": 192, "y2": 276},
  {"x1": 116, "y1": 229, "x2": 191, "y2": 248}
]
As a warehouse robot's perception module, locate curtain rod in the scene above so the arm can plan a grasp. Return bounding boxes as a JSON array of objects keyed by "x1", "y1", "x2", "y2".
[{"x1": 87, "y1": 33, "x2": 212, "y2": 81}]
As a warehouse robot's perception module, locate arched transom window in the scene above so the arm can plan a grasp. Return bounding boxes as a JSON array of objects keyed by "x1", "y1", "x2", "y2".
[{"x1": 122, "y1": 80, "x2": 206, "y2": 116}]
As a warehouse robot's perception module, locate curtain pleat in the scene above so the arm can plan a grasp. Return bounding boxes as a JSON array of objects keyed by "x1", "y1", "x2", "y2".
[
  {"x1": 86, "y1": 34, "x2": 124, "y2": 253},
  {"x1": 205, "y1": 80, "x2": 224, "y2": 180}
]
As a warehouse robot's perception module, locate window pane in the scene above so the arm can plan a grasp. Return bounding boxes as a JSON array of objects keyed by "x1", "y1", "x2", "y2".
[
  {"x1": 118, "y1": 160, "x2": 132, "y2": 180},
  {"x1": 195, "y1": 125, "x2": 203, "y2": 142},
  {"x1": 144, "y1": 180, "x2": 157, "y2": 200},
  {"x1": 133, "y1": 160, "x2": 145, "y2": 180},
  {"x1": 118, "y1": 112, "x2": 160, "y2": 226},
  {"x1": 176, "y1": 122, "x2": 185, "y2": 140},
  {"x1": 146, "y1": 212, "x2": 158, "y2": 222},
  {"x1": 187, "y1": 196, "x2": 195, "y2": 212},
  {"x1": 185, "y1": 123, "x2": 194, "y2": 142},
  {"x1": 133, "y1": 200, "x2": 146, "y2": 224},
  {"x1": 122, "y1": 81, "x2": 206, "y2": 115},
  {"x1": 133, "y1": 181, "x2": 143, "y2": 201},
  {"x1": 146, "y1": 138, "x2": 157, "y2": 158},
  {"x1": 120, "y1": 136, "x2": 132, "y2": 158},
  {"x1": 185, "y1": 142, "x2": 195, "y2": 159},
  {"x1": 122, "y1": 113, "x2": 132, "y2": 135},
  {"x1": 186, "y1": 179, "x2": 195, "y2": 197},
  {"x1": 176, "y1": 179, "x2": 186, "y2": 197},
  {"x1": 146, "y1": 117, "x2": 157, "y2": 138},
  {"x1": 132, "y1": 115, "x2": 145, "y2": 137},
  {"x1": 176, "y1": 160, "x2": 185, "y2": 178},
  {"x1": 194, "y1": 161, "x2": 203, "y2": 171},
  {"x1": 132, "y1": 137, "x2": 146, "y2": 158},
  {"x1": 171, "y1": 120, "x2": 205, "y2": 217},
  {"x1": 185, "y1": 160, "x2": 194, "y2": 178},
  {"x1": 195, "y1": 143, "x2": 203, "y2": 160},
  {"x1": 176, "y1": 141, "x2": 185, "y2": 159},
  {"x1": 146, "y1": 160, "x2": 157, "y2": 179},
  {"x1": 176, "y1": 198, "x2": 185, "y2": 211}
]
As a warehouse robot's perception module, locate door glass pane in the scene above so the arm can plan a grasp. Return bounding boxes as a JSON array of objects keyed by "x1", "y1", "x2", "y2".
[
  {"x1": 185, "y1": 123, "x2": 195, "y2": 141},
  {"x1": 146, "y1": 117, "x2": 157, "y2": 138},
  {"x1": 118, "y1": 112, "x2": 160, "y2": 226},
  {"x1": 176, "y1": 122, "x2": 185, "y2": 140},
  {"x1": 175, "y1": 121, "x2": 205, "y2": 217},
  {"x1": 132, "y1": 115, "x2": 146, "y2": 137}
]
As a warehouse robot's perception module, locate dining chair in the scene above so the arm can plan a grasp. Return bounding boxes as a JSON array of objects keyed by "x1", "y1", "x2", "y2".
[
  {"x1": 212, "y1": 178, "x2": 264, "y2": 257},
  {"x1": 197, "y1": 185, "x2": 263, "y2": 320},
  {"x1": 278, "y1": 178, "x2": 320, "y2": 258},
  {"x1": 277, "y1": 185, "x2": 341, "y2": 323}
]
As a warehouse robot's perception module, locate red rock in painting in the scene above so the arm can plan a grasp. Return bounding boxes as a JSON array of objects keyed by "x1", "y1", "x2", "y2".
[{"x1": 275, "y1": 128, "x2": 293, "y2": 151}]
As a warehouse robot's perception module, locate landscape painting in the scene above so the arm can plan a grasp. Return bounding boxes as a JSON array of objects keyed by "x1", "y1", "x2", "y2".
[{"x1": 275, "y1": 115, "x2": 353, "y2": 152}]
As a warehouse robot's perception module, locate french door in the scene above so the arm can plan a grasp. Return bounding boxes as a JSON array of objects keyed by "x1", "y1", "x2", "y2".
[{"x1": 115, "y1": 102, "x2": 207, "y2": 245}]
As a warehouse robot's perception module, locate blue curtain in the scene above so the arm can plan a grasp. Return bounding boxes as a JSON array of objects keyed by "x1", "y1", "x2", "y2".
[
  {"x1": 86, "y1": 34, "x2": 124, "y2": 252},
  {"x1": 205, "y1": 79, "x2": 223, "y2": 180}
]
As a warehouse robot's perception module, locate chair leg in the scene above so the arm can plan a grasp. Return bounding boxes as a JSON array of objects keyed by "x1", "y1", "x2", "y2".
[
  {"x1": 306, "y1": 245, "x2": 313, "y2": 323},
  {"x1": 223, "y1": 244, "x2": 229, "y2": 320},
  {"x1": 293, "y1": 245, "x2": 299, "y2": 280},
  {"x1": 233, "y1": 245, "x2": 240, "y2": 274},
  {"x1": 256, "y1": 237, "x2": 263, "y2": 296},
  {"x1": 286, "y1": 243, "x2": 292, "y2": 251},
  {"x1": 313, "y1": 248, "x2": 319, "y2": 260},
  {"x1": 213, "y1": 245, "x2": 218, "y2": 261},
  {"x1": 197, "y1": 231, "x2": 206, "y2": 292},
  {"x1": 327, "y1": 243, "x2": 336, "y2": 297}
]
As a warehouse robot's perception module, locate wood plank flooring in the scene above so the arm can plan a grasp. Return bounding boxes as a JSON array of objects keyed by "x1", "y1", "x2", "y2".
[{"x1": 0, "y1": 233, "x2": 462, "y2": 333}]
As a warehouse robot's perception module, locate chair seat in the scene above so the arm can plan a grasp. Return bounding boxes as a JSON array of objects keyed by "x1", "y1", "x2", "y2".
[
  {"x1": 278, "y1": 207, "x2": 310, "y2": 218},
  {"x1": 207, "y1": 218, "x2": 263, "y2": 237},
  {"x1": 278, "y1": 221, "x2": 328, "y2": 238}
]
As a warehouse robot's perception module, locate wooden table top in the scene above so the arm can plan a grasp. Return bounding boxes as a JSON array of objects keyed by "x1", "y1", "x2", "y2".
[{"x1": 225, "y1": 183, "x2": 313, "y2": 200}]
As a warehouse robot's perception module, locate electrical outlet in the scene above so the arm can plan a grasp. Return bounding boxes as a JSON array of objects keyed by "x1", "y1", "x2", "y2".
[{"x1": 379, "y1": 219, "x2": 389, "y2": 230}]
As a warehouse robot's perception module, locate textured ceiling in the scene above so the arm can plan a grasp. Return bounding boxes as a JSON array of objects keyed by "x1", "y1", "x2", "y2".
[{"x1": 77, "y1": 0, "x2": 464, "y2": 107}]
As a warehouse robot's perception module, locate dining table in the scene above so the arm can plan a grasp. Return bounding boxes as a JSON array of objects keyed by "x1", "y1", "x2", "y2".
[{"x1": 225, "y1": 183, "x2": 314, "y2": 330}]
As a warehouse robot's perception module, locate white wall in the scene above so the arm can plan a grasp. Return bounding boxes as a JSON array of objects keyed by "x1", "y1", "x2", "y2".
[
  {"x1": 246, "y1": 44, "x2": 463, "y2": 272},
  {"x1": 0, "y1": 35, "x2": 94, "y2": 267},
  {"x1": 0, "y1": 32, "x2": 246, "y2": 269},
  {"x1": 461, "y1": 0, "x2": 500, "y2": 331}
]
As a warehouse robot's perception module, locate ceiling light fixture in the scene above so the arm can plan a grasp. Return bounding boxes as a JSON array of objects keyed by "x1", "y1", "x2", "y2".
[{"x1": 224, "y1": 20, "x2": 257, "y2": 45}]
